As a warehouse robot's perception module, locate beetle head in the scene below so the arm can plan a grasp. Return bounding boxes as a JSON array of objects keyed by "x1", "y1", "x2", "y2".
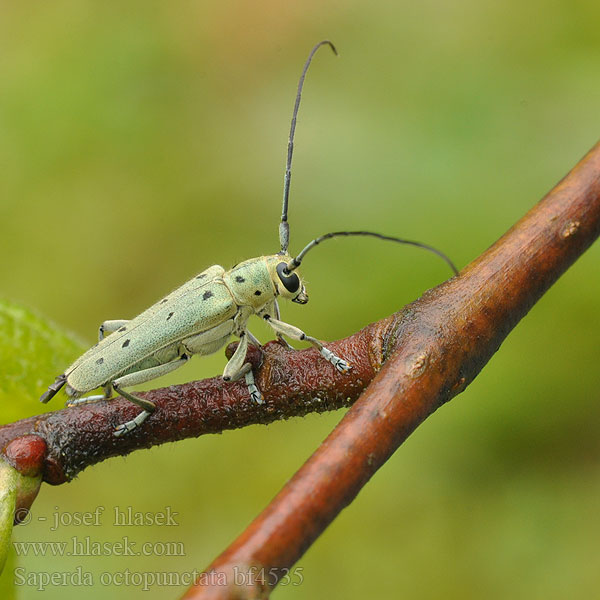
[{"x1": 266, "y1": 254, "x2": 308, "y2": 304}]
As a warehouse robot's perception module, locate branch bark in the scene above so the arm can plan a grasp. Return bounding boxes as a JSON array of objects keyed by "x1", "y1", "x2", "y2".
[
  {"x1": 0, "y1": 142, "x2": 599, "y2": 599},
  {"x1": 0, "y1": 325, "x2": 388, "y2": 484}
]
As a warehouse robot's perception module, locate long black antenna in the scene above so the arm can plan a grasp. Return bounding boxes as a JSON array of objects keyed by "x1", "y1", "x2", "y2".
[
  {"x1": 286, "y1": 230, "x2": 459, "y2": 276},
  {"x1": 279, "y1": 40, "x2": 338, "y2": 253}
]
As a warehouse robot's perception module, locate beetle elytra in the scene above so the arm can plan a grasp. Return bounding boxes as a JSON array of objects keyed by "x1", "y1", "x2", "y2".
[{"x1": 40, "y1": 41, "x2": 458, "y2": 437}]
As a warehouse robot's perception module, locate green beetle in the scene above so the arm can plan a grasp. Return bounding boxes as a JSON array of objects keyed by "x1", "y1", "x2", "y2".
[{"x1": 40, "y1": 41, "x2": 457, "y2": 436}]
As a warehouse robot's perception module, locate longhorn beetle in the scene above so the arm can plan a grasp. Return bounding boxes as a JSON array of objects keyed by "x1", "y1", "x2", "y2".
[{"x1": 40, "y1": 41, "x2": 458, "y2": 437}]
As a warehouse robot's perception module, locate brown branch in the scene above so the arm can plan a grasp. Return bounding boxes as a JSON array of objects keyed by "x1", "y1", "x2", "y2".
[
  {"x1": 0, "y1": 323, "x2": 389, "y2": 485},
  {"x1": 179, "y1": 141, "x2": 600, "y2": 599}
]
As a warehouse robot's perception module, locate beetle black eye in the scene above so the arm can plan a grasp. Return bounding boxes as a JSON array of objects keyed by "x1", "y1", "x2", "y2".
[{"x1": 276, "y1": 262, "x2": 300, "y2": 293}]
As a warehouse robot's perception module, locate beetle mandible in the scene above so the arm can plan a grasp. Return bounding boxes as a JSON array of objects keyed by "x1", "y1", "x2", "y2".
[{"x1": 40, "y1": 41, "x2": 458, "y2": 437}]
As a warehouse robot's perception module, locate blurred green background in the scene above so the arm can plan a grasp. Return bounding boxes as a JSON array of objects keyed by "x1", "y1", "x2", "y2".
[{"x1": 1, "y1": 1, "x2": 599, "y2": 598}]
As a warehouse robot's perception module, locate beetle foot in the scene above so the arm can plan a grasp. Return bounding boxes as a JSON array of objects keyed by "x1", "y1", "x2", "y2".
[
  {"x1": 277, "y1": 334, "x2": 294, "y2": 350},
  {"x1": 320, "y1": 347, "x2": 352, "y2": 374},
  {"x1": 66, "y1": 394, "x2": 107, "y2": 407},
  {"x1": 245, "y1": 371, "x2": 264, "y2": 404},
  {"x1": 114, "y1": 410, "x2": 151, "y2": 437}
]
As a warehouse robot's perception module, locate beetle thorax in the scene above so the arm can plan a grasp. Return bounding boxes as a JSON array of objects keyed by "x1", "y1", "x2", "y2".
[{"x1": 223, "y1": 257, "x2": 278, "y2": 309}]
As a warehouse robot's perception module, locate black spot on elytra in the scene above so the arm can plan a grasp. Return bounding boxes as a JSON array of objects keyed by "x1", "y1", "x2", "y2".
[
  {"x1": 160, "y1": 299, "x2": 169, "y2": 304},
  {"x1": 167, "y1": 312, "x2": 174, "y2": 321},
  {"x1": 122, "y1": 339, "x2": 130, "y2": 348},
  {"x1": 118, "y1": 326, "x2": 127, "y2": 332},
  {"x1": 196, "y1": 273, "x2": 206, "y2": 279},
  {"x1": 96, "y1": 358, "x2": 104, "y2": 365},
  {"x1": 235, "y1": 276, "x2": 245, "y2": 283},
  {"x1": 202, "y1": 291, "x2": 213, "y2": 301},
  {"x1": 254, "y1": 290, "x2": 262, "y2": 296}
]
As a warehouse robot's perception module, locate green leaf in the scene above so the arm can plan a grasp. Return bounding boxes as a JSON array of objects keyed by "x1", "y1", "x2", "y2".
[{"x1": 0, "y1": 299, "x2": 83, "y2": 424}]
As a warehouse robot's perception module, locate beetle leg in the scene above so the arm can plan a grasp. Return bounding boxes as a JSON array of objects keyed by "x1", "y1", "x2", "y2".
[
  {"x1": 113, "y1": 354, "x2": 190, "y2": 395},
  {"x1": 244, "y1": 368, "x2": 263, "y2": 404},
  {"x1": 112, "y1": 385, "x2": 154, "y2": 437},
  {"x1": 112, "y1": 354, "x2": 190, "y2": 437},
  {"x1": 99, "y1": 319, "x2": 130, "y2": 342},
  {"x1": 222, "y1": 333, "x2": 249, "y2": 382},
  {"x1": 246, "y1": 330, "x2": 262, "y2": 348},
  {"x1": 66, "y1": 393, "x2": 109, "y2": 407},
  {"x1": 272, "y1": 300, "x2": 294, "y2": 349},
  {"x1": 263, "y1": 316, "x2": 351, "y2": 373},
  {"x1": 226, "y1": 362, "x2": 263, "y2": 405},
  {"x1": 113, "y1": 409, "x2": 150, "y2": 437},
  {"x1": 222, "y1": 333, "x2": 263, "y2": 404},
  {"x1": 65, "y1": 381, "x2": 113, "y2": 407}
]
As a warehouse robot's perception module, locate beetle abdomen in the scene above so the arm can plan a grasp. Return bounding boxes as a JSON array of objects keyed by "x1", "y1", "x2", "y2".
[{"x1": 66, "y1": 277, "x2": 237, "y2": 393}]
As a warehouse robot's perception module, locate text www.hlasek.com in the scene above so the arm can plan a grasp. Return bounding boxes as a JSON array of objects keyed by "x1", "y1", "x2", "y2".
[{"x1": 13, "y1": 536, "x2": 184, "y2": 558}]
